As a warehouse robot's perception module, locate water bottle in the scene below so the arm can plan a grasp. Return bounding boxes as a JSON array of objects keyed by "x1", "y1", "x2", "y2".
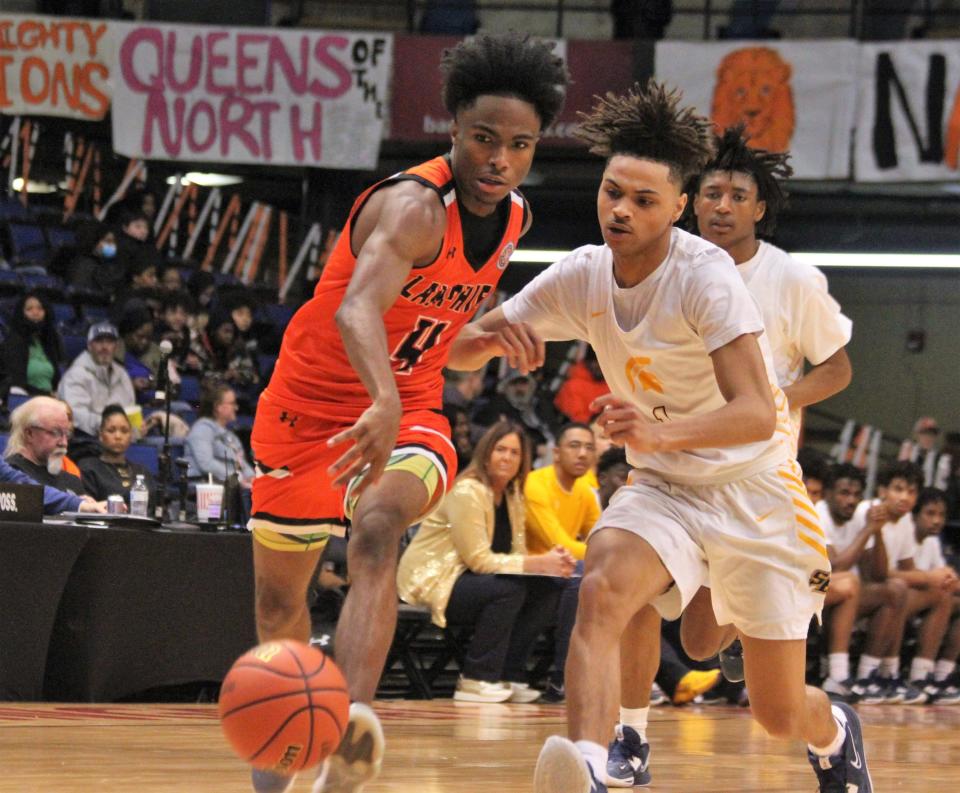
[{"x1": 130, "y1": 474, "x2": 149, "y2": 517}]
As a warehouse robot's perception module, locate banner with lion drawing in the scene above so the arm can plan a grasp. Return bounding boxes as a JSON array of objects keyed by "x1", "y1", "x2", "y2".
[
  {"x1": 655, "y1": 41, "x2": 857, "y2": 179},
  {"x1": 856, "y1": 42, "x2": 960, "y2": 182}
]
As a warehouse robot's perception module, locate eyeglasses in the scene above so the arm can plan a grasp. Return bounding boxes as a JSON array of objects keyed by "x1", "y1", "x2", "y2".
[{"x1": 29, "y1": 425, "x2": 73, "y2": 441}]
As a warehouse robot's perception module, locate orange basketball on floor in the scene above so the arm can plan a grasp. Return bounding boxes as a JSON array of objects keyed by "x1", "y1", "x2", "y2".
[{"x1": 218, "y1": 640, "x2": 350, "y2": 774}]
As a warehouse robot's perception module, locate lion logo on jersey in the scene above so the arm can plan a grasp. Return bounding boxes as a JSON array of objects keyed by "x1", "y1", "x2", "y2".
[
  {"x1": 711, "y1": 47, "x2": 795, "y2": 153},
  {"x1": 625, "y1": 356, "x2": 663, "y2": 394},
  {"x1": 497, "y1": 242, "x2": 515, "y2": 270}
]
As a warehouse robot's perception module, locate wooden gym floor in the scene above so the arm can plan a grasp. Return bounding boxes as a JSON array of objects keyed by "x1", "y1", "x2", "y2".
[{"x1": 0, "y1": 700, "x2": 958, "y2": 792}]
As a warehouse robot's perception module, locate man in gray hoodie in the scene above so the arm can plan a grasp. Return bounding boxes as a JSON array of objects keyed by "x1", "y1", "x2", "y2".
[{"x1": 58, "y1": 322, "x2": 136, "y2": 437}]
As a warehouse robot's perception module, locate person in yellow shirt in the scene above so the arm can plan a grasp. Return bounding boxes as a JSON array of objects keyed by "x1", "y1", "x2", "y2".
[
  {"x1": 525, "y1": 423, "x2": 600, "y2": 559},
  {"x1": 525, "y1": 423, "x2": 600, "y2": 701}
]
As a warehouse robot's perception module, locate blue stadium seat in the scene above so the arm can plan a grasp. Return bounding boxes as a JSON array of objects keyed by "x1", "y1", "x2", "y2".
[
  {"x1": 126, "y1": 443, "x2": 160, "y2": 476},
  {"x1": 46, "y1": 226, "x2": 77, "y2": 252},
  {"x1": 178, "y1": 375, "x2": 201, "y2": 404},
  {"x1": 62, "y1": 333, "x2": 86, "y2": 362},
  {"x1": 0, "y1": 433, "x2": 7, "y2": 455},
  {"x1": 52, "y1": 302, "x2": 75, "y2": 325},
  {"x1": 263, "y1": 303, "x2": 295, "y2": 329},
  {"x1": 6, "y1": 393, "x2": 30, "y2": 412},
  {"x1": 80, "y1": 304, "x2": 109, "y2": 323},
  {"x1": 6, "y1": 222, "x2": 48, "y2": 266},
  {"x1": 0, "y1": 198, "x2": 30, "y2": 222}
]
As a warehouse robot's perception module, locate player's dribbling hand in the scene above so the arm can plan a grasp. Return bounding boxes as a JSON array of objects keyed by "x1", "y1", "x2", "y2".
[
  {"x1": 590, "y1": 394, "x2": 662, "y2": 453},
  {"x1": 326, "y1": 397, "x2": 402, "y2": 490},
  {"x1": 486, "y1": 321, "x2": 545, "y2": 374}
]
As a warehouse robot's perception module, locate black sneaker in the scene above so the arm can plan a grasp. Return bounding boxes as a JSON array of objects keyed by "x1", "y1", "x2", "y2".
[
  {"x1": 539, "y1": 682, "x2": 566, "y2": 704},
  {"x1": 719, "y1": 638, "x2": 745, "y2": 683},
  {"x1": 850, "y1": 671, "x2": 887, "y2": 705},
  {"x1": 807, "y1": 702, "x2": 873, "y2": 792},
  {"x1": 884, "y1": 676, "x2": 927, "y2": 705},
  {"x1": 606, "y1": 724, "x2": 651, "y2": 787}
]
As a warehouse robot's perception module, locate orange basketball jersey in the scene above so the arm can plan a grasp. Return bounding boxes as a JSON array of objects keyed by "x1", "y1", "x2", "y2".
[{"x1": 266, "y1": 156, "x2": 526, "y2": 418}]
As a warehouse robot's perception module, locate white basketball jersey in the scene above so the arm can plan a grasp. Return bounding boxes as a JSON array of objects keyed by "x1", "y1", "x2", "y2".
[{"x1": 503, "y1": 228, "x2": 791, "y2": 485}]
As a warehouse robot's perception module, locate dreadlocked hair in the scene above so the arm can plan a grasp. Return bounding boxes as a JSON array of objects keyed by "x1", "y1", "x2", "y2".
[
  {"x1": 574, "y1": 80, "x2": 714, "y2": 186},
  {"x1": 441, "y1": 33, "x2": 569, "y2": 130},
  {"x1": 692, "y1": 124, "x2": 794, "y2": 237}
]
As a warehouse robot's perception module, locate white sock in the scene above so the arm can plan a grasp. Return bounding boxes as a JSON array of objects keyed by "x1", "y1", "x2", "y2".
[
  {"x1": 910, "y1": 657, "x2": 935, "y2": 682},
  {"x1": 857, "y1": 654, "x2": 881, "y2": 680},
  {"x1": 879, "y1": 656, "x2": 900, "y2": 678},
  {"x1": 575, "y1": 740, "x2": 608, "y2": 782},
  {"x1": 935, "y1": 659, "x2": 956, "y2": 682},
  {"x1": 618, "y1": 706, "x2": 649, "y2": 741},
  {"x1": 828, "y1": 652, "x2": 850, "y2": 682},
  {"x1": 808, "y1": 705, "x2": 847, "y2": 758}
]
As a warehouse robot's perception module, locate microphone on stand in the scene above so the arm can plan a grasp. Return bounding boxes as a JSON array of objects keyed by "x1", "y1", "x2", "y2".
[{"x1": 153, "y1": 339, "x2": 175, "y2": 522}]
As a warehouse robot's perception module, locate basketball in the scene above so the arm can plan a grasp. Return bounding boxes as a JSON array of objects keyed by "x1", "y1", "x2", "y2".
[{"x1": 218, "y1": 640, "x2": 350, "y2": 774}]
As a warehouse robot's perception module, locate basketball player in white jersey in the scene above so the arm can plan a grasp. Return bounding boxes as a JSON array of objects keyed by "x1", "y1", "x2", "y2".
[
  {"x1": 606, "y1": 126, "x2": 856, "y2": 787},
  {"x1": 450, "y1": 82, "x2": 871, "y2": 793}
]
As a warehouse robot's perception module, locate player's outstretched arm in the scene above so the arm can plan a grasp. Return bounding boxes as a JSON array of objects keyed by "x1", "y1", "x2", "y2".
[
  {"x1": 592, "y1": 333, "x2": 776, "y2": 454},
  {"x1": 447, "y1": 306, "x2": 545, "y2": 374},
  {"x1": 782, "y1": 347, "x2": 852, "y2": 410},
  {"x1": 327, "y1": 185, "x2": 446, "y2": 490}
]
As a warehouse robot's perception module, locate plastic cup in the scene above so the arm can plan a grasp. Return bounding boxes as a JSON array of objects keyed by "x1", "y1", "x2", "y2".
[
  {"x1": 196, "y1": 483, "x2": 224, "y2": 522},
  {"x1": 125, "y1": 405, "x2": 143, "y2": 434}
]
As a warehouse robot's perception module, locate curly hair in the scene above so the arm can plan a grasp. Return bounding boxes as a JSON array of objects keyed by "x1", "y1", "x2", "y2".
[
  {"x1": 574, "y1": 80, "x2": 714, "y2": 186},
  {"x1": 441, "y1": 32, "x2": 569, "y2": 129},
  {"x1": 691, "y1": 123, "x2": 793, "y2": 237}
]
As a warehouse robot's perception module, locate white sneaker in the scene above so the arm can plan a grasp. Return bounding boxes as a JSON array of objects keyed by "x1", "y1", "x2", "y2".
[
  {"x1": 453, "y1": 677, "x2": 513, "y2": 703},
  {"x1": 508, "y1": 682, "x2": 543, "y2": 703},
  {"x1": 312, "y1": 703, "x2": 384, "y2": 793}
]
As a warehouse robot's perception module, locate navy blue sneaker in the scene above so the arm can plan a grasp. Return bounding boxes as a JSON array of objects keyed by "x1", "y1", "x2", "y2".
[
  {"x1": 535, "y1": 736, "x2": 607, "y2": 793},
  {"x1": 607, "y1": 724, "x2": 651, "y2": 787},
  {"x1": 807, "y1": 703, "x2": 873, "y2": 792},
  {"x1": 251, "y1": 769, "x2": 296, "y2": 793},
  {"x1": 719, "y1": 638, "x2": 745, "y2": 683}
]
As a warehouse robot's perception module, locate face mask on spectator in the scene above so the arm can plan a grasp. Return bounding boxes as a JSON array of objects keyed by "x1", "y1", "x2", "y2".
[{"x1": 100, "y1": 242, "x2": 117, "y2": 259}]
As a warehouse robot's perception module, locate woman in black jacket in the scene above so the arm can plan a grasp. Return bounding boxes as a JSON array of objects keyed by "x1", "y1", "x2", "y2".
[{"x1": 0, "y1": 290, "x2": 66, "y2": 400}]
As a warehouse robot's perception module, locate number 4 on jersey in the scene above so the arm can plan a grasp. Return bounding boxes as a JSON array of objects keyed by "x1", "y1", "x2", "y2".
[{"x1": 391, "y1": 316, "x2": 450, "y2": 375}]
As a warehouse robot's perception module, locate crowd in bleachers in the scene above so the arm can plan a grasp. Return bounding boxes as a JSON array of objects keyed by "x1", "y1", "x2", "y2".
[{"x1": 0, "y1": 189, "x2": 289, "y2": 516}]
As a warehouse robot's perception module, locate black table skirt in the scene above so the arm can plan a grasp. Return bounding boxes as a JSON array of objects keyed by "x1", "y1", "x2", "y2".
[{"x1": 1, "y1": 521, "x2": 257, "y2": 702}]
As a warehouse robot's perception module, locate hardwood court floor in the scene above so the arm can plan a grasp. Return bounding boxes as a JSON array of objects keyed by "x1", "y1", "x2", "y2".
[{"x1": 0, "y1": 700, "x2": 958, "y2": 792}]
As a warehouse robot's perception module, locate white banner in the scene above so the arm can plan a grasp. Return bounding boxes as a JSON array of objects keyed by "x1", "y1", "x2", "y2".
[
  {"x1": 0, "y1": 13, "x2": 114, "y2": 120},
  {"x1": 655, "y1": 40, "x2": 857, "y2": 179},
  {"x1": 111, "y1": 22, "x2": 392, "y2": 169},
  {"x1": 856, "y1": 41, "x2": 960, "y2": 182}
]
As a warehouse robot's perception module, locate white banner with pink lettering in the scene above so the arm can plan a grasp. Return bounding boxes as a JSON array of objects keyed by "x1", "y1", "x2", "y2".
[{"x1": 111, "y1": 22, "x2": 392, "y2": 169}]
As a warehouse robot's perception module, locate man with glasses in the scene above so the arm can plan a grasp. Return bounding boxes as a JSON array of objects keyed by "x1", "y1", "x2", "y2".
[
  {"x1": 524, "y1": 422, "x2": 600, "y2": 701},
  {"x1": 4, "y1": 396, "x2": 87, "y2": 495}
]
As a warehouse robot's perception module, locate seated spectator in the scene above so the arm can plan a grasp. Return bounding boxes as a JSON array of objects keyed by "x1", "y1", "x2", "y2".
[
  {"x1": 0, "y1": 290, "x2": 66, "y2": 400},
  {"x1": 397, "y1": 421, "x2": 575, "y2": 703},
  {"x1": 0, "y1": 454, "x2": 104, "y2": 514},
  {"x1": 184, "y1": 382, "x2": 254, "y2": 486},
  {"x1": 441, "y1": 402, "x2": 474, "y2": 474},
  {"x1": 116, "y1": 302, "x2": 161, "y2": 404},
  {"x1": 3, "y1": 396, "x2": 86, "y2": 495},
  {"x1": 191, "y1": 306, "x2": 260, "y2": 391},
  {"x1": 899, "y1": 416, "x2": 952, "y2": 489},
  {"x1": 113, "y1": 206, "x2": 160, "y2": 276},
  {"x1": 58, "y1": 321, "x2": 136, "y2": 437},
  {"x1": 157, "y1": 290, "x2": 201, "y2": 372},
  {"x1": 524, "y1": 424, "x2": 598, "y2": 700},
  {"x1": 909, "y1": 487, "x2": 960, "y2": 702},
  {"x1": 553, "y1": 347, "x2": 609, "y2": 425},
  {"x1": 818, "y1": 463, "x2": 910, "y2": 703},
  {"x1": 473, "y1": 367, "x2": 554, "y2": 453},
  {"x1": 79, "y1": 404, "x2": 157, "y2": 512},
  {"x1": 187, "y1": 269, "x2": 216, "y2": 332},
  {"x1": 797, "y1": 447, "x2": 830, "y2": 503},
  {"x1": 157, "y1": 261, "x2": 183, "y2": 294},
  {"x1": 861, "y1": 462, "x2": 952, "y2": 703},
  {"x1": 66, "y1": 220, "x2": 124, "y2": 294},
  {"x1": 443, "y1": 368, "x2": 485, "y2": 412}
]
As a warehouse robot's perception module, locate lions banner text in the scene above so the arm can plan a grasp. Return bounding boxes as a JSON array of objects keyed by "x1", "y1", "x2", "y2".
[
  {"x1": 111, "y1": 22, "x2": 391, "y2": 168},
  {"x1": 0, "y1": 13, "x2": 113, "y2": 120}
]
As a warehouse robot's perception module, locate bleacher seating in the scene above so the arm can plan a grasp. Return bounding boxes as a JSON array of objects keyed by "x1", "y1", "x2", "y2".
[{"x1": 5, "y1": 222, "x2": 48, "y2": 267}]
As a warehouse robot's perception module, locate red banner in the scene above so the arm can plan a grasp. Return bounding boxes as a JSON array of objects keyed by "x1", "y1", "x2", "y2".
[{"x1": 389, "y1": 36, "x2": 645, "y2": 146}]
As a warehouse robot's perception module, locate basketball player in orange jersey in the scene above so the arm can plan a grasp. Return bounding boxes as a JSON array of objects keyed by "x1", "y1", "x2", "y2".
[{"x1": 247, "y1": 33, "x2": 569, "y2": 793}]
